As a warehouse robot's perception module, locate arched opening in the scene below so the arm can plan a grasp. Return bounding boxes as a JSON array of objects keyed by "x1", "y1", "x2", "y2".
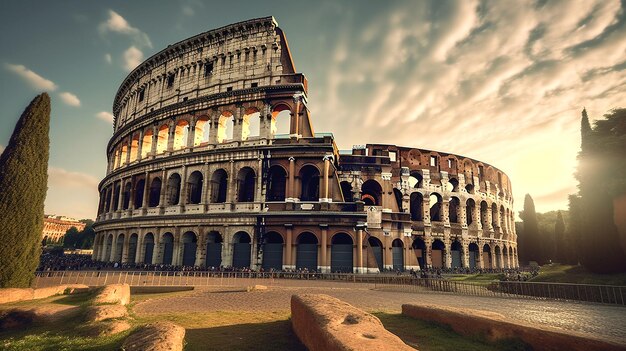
[
  {"x1": 331, "y1": 233, "x2": 353, "y2": 273},
  {"x1": 105, "y1": 234, "x2": 113, "y2": 261},
  {"x1": 187, "y1": 171, "x2": 203, "y2": 204},
  {"x1": 143, "y1": 233, "x2": 155, "y2": 264},
  {"x1": 113, "y1": 149, "x2": 120, "y2": 169},
  {"x1": 262, "y1": 231, "x2": 284, "y2": 271},
  {"x1": 112, "y1": 184, "x2": 121, "y2": 211},
  {"x1": 299, "y1": 165, "x2": 320, "y2": 201},
  {"x1": 217, "y1": 111, "x2": 234, "y2": 143},
  {"x1": 105, "y1": 187, "x2": 113, "y2": 212},
  {"x1": 502, "y1": 244, "x2": 509, "y2": 268},
  {"x1": 271, "y1": 104, "x2": 291, "y2": 136},
  {"x1": 393, "y1": 188, "x2": 403, "y2": 212},
  {"x1": 449, "y1": 197, "x2": 460, "y2": 223},
  {"x1": 451, "y1": 241, "x2": 462, "y2": 268},
  {"x1": 149, "y1": 178, "x2": 161, "y2": 207},
  {"x1": 182, "y1": 231, "x2": 198, "y2": 266},
  {"x1": 500, "y1": 205, "x2": 506, "y2": 230},
  {"x1": 491, "y1": 203, "x2": 498, "y2": 229},
  {"x1": 266, "y1": 165, "x2": 286, "y2": 201},
  {"x1": 482, "y1": 244, "x2": 492, "y2": 269},
  {"x1": 205, "y1": 231, "x2": 223, "y2": 268},
  {"x1": 368, "y1": 237, "x2": 383, "y2": 271},
  {"x1": 340, "y1": 181, "x2": 353, "y2": 202},
  {"x1": 408, "y1": 171, "x2": 423, "y2": 188},
  {"x1": 173, "y1": 120, "x2": 190, "y2": 150},
  {"x1": 166, "y1": 174, "x2": 181, "y2": 206},
  {"x1": 122, "y1": 182, "x2": 132, "y2": 210},
  {"x1": 210, "y1": 169, "x2": 228, "y2": 203},
  {"x1": 194, "y1": 116, "x2": 210, "y2": 146},
  {"x1": 134, "y1": 178, "x2": 145, "y2": 209},
  {"x1": 237, "y1": 167, "x2": 256, "y2": 202},
  {"x1": 480, "y1": 201, "x2": 489, "y2": 228},
  {"x1": 156, "y1": 124, "x2": 169, "y2": 154},
  {"x1": 447, "y1": 178, "x2": 459, "y2": 192},
  {"x1": 429, "y1": 193, "x2": 443, "y2": 221},
  {"x1": 466, "y1": 199, "x2": 475, "y2": 225},
  {"x1": 494, "y1": 245, "x2": 502, "y2": 269},
  {"x1": 465, "y1": 183, "x2": 475, "y2": 194},
  {"x1": 162, "y1": 233, "x2": 174, "y2": 265},
  {"x1": 141, "y1": 129, "x2": 153, "y2": 158},
  {"x1": 410, "y1": 192, "x2": 423, "y2": 221},
  {"x1": 242, "y1": 107, "x2": 260, "y2": 140},
  {"x1": 232, "y1": 232, "x2": 251, "y2": 268},
  {"x1": 361, "y1": 179, "x2": 382, "y2": 206},
  {"x1": 115, "y1": 234, "x2": 124, "y2": 262},
  {"x1": 431, "y1": 239, "x2": 445, "y2": 268},
  {"x1": 412, "y1": 237, "x2": 426, "y2": 269},
  {"x1": 130, "y1": 134, "x2": 140, "y2": 162},
  {"x1": 469, "y1": 243, "x2": 479, "y2": 269},
  {"x1": 120, "y1": 144, "x2": 128, "y2": 166},
  {"x1": 392, "y1": 239, "x2": 404, "y2": 271},
  {"x1": 296, "y1": 232, "x2": 318, "y2": 271},
  {"x1": 128, "y1": 233, "x2": 138, "y2": 263}
]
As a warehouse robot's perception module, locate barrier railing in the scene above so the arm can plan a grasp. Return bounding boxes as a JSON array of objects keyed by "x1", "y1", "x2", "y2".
[{"x1": 32, "y1": 271, "x2": 626, "y2": 306}]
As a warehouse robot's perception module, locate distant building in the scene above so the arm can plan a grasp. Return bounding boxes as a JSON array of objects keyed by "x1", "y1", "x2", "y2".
[{"x1": 42, "y1": 215, "x2": 85, "y2": 244}]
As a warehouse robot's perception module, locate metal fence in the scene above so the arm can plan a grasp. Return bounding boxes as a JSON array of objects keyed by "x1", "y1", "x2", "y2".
[{"x1": 33, "y1": 271, "x2": 626, "y2": 306}]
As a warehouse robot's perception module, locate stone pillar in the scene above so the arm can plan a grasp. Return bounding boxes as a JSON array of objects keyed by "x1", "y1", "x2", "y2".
[
  {"x1": 155, "y1": 233, "x2": 164, "y2": 264},
  {"x1": 442, "y1": 199, "x2": 450, "y2": 227},
  {"x1": 142, "y1": 172, "x2": 150, "y2": 209},
  {"x1": 228, "y1": 160, "x2": 235, "y2": 203},
  {"x1": 256, "y1": 157, "x2": 263, "y2": 203},
  {"x1": 195, "y1": 232, "x2": 204, "y2": 267},
  {"x1": 322, "y1": 156, "x2": 331, "y2": 202},
  {"x1": 122, "y1": 235, "x2": 130, "y2": 263},
  {"x1": 136, "y1": 233, "x2": 145, "y2": 264},
  {"x1": 284, "y1": 225, "x2": 294, "y2": 270},
  {"x1": 356, "y1": 227, "x2": 363, "y2": 273},
  {"x1": 167, "y1": 123, "x2": 175, "y2": 151},
  {"x1": 159, "y1": 169, "x2": 168, "y2": 208},
  {"x1": 117, "y1": 178, "x2": 125, "y2": 212},
  {"x1": 444, "y1": 240, "x2": 452, "y2": 269},
  {"x1": 223, "y1": 229, "x2": 233, "y2": 267},
  {"x1": 233, "y1": 105, "x2": 244, "y2": 141},
  {"x1": 320, "y1": 225, "x2": 328, "y2": 272},
  {"x1": 187, "y1": 120, "x2": 196, "y2": 148},
  {"x1": 179, "y1": 165, "x2": 188, "y2": 207},
  {"x1": 260, "y1": 103, "x2": 272, "y2": 139},
  {"x1": 287, "y1": 157, "x2": 295, "y2": 201},
  {"x1": 125, "y1": 137, "x2": 132, "y2": 165},
  {"x1": 462, "y1": 239, "x2": 470, "y2": 268},
  {"x1": 137, "y1": 129, "x2": 144, "y2": 161},
  {"x1": 201, "y1": 163, "x2": 210, "y2": 205},
  {"x1": 460, "y1": 199, "x2": 467, "y2": 228},
  {"x1": 150, "y1": 126, "x2": 158, "y2": 155},
  {"x1": 128, "y1": 178, "x2": 136, "y2": 213},
  {"x1": 208, "y1": 114, "x2": 218, "y2": 144},
  {"x1": 292, "y1": 97, "x2": 301, "y2": 136}
]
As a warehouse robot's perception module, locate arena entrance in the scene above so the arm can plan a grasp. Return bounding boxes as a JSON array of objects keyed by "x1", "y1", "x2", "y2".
[
  {"x1": 451, "y1": 241, "x2": 462, "y2": 268},
  {"x1": 431, "y1": 239, "x2": 445, "y2": 268},
  {"x1": 205, "y1": 231, "x2": 222, "y2": 268},
  {"x1": 143, "y1": 233, "x2": 154, "y2": 264},
  {"x1": 162, "y1": 233, "x2": 174, "y2": 265},
  {"x1": 483, "y1": 244, "x2": 492, "y2": 269},
  {"x1": 182, "y1": 232, "x2": 197, "y2": 266},
  {"x1": 469, "y1": 243, "x2": 479, "y2": 269},
  {"x1": 331, "y1": 233, "x2": 353, "y2": 273},
  {"x1": 412, "y1": 237, "x2": 426, "y2": 269},
  {"x1": 296, "y1": 232, "x2": 318, "y2": 271},
  {"x1": 368, "y1": 237, "x2": 383, "y2": 271},
  {"x1": 392, "y1": 239, "x2": 404, "y2": 271},
  {"x1": 232, "y1": 232, "x2": 251, "y2": 268},
  {"x1": 262, "y1": 231, "x2": 284, "y2": 271},
  {"x1": 115, "y1": 234, "x2": 124, "y2": 262}
]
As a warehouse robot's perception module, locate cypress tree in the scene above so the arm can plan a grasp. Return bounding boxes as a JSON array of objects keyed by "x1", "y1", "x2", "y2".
[
  {"x1": 520, "y1": 194, "x2": 540, "y2": 265},
  {"x1": 554, "y1": 211, "x2": 566, "y2": 263},
  {"x1": 0, "y1": 94, "x2": 50, "y2": 287}
]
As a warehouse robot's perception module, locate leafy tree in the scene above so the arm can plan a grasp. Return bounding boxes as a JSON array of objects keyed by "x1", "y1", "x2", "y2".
[
  {"x1": 62, "y1": 227, "x2": 80, "y2": 249},
  {"x1": 0, "y1": 94, "x2": 50, "y2": 287}
]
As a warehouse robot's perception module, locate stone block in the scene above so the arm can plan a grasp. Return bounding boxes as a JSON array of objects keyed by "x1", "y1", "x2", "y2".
[
  {"x1": 85, "y1": 305, "x2": 128, "y2": 322},
  {"x1": 122, "y1": 321, "x2": 186, "y2": 351},
  {"x1": 92, "y1": 284, "x2": 131, "y2": 306}
]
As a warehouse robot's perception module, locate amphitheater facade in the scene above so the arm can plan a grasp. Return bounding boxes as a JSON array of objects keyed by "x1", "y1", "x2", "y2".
[{"x1": 92, "y1": 17, "x2": 519, "y2": 273}]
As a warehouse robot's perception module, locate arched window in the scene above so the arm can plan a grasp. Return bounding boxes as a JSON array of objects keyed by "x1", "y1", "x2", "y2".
[
  {"x1": 361, "y1": 179, "x2": 382, "y2": 206},
  {"x1": 129, "y1": 133, "x2": 140, "y2": 162},
  {"x1": 217, "y1": 111, "x2": 234, "y2": 143},
  {"x1": 187, "y1": 171, "x2": 203, "y2": 204},
  {"x1": 466, "y1": 199, "x2": 475, "y2": 225},
  {"x1": 141, "y1": 129, "x2": 153, "y2": 159},
  {"x1": 449, "y1": 197, "x2": 460, "y2": 223},
  {"x1": 410, "y1": 193, "x2": 423, "y2": 221},
  {"x1": 480, "y1": 201, "x2": 489, "y2": 227},
  {"x1": 271, "y1": 104, "x2": 291, "y2": 137},
  {"x1": 148, "y1": 178, "x2": 161, "y2": 207},
  {"x1": 173, "y1": 120, "x2": 189, "y2": 150},
  {"x1": 408, "y1": 171, "x2": 423, "y2": 188},
  {"x1": 429, "y1": 193, "x2": 443, "y2": 221},
  {"x1": 447, "y1": 178, "x2": 459, "y2": 192},
  {"x1": 299, "y1": 165, "x2": 320, "y2": 201},
  {"x1": 194, "y1": 116, "x2": 210, "y2": 146},
  {"x1": 156, "y1": 125, "x2": 169, "y2": 153},
  {"x1": 122, "y1": 182, "x2": 132, "y2": 210},
  {"x1": 166, "y1": 173, "x2": 181, "y2": 205},
  {"x1": 266, "y1": 165, "x2": 286, "y2": 201},
  {"x1": 237, "y1": 167, "x2": 256, "y2": 202},
  {"x1": 112, "y1": 183, "x2": 121, "y2": 211},
  {"x1": 242, "y1": 107, "x2": 260, "y2": 140},
  {"x1": 340, "y1": 181, "x2": 352, "y2": 202},
  {"x1": 210, "y1": 169, "x2": 228, "y2": 203},
  {"x1": 134, "y1": 178, "x2": 145, "y2": 209},
  {"x1": 120, "y1": 144, "x2": 129, "y2": 165}
]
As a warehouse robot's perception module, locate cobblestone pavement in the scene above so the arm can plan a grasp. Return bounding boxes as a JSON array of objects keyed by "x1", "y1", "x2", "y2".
[{"x1": 133, "y1": 283, "x2": 626, "y2": 346}]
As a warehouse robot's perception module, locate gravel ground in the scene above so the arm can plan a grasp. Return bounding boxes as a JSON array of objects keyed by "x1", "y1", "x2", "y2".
[{"x1": 133, "y1": 283, "x2": 626, "y2": 346}]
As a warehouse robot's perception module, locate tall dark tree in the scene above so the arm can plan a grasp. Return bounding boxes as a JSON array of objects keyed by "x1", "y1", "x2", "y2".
[
  {"x1": 0, "y1": 94, "x2": 51, "y2": 287},
  {"x1": 554, "y1": 211, "x2": 566, "y2": 263},
  {"x1": 519, "y1": 194, "x2": 540, "y2": 265},
  {"x1": 568, "y1": 194, "x2": 583, "y2": 264}
]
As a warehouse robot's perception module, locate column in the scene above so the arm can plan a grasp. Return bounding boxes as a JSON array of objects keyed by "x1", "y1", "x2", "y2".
[
  {"x1": 356, "y1": 227, "x2": 363, "y2": 273},
  {"x1": 322, "y1": 156, "x2": 330, "y2": 202},
  {"x1": 320, "y1": 225, "x2": 328, "y2": 272},
  {"x1": 179, "y1": 165, "x2": 188, "y2": 208},
  {"x1": 462, "y1": 240, "x2": 470, "y2": 268},
  {"x1": 201, "y1": 163, "x2": 210, "y2": 205},
  {"x1": 187, "y1": 120, "x2": 196, "y2": 149},
  {"x1": 228, "y1": 160, "x2": 235, "y2": 203},
  {"x1": 121, "y1": 235, "x2": 130, "y2": 263},
  {"x1": 460, "y1": 199, "x2": 467, "y2": 228},
  {"x1": 142, "y1": 172, "x2": 150, "y2": 209},
  {"x1": 155, "y1": 233, "x2": 164, "y2": 264},
  {"x1": 137, "y1": 129, "x2": 144, "y2": 161},
  {"x1": 125, "y1": 136, "x2": 132, "y2": 165},
  {"x1": 292, "y1": 96, "x2": 301, "y2": 136},
  {"x1": 233, "y1": 105, "x2": 243, "y2": 141},
  {"x1": 128, "y1": 178, "x2": 136, "y2": 213},
  {"x1": 445, "y1": 240, "x2": 452, "y2": 268},
  {"x1": 136, "y1": 233, "x2": 145, "y2": 264},
  {"x1": 287, "y1": 157, "x2": 295, "y2": 201},
  {"x1": 442, "y1": 199, "x2": 450, "y2": 227},
  {"x1": 195, "y1": 232, "x2": 205, "y2": 267},
  {"x1": 116, "y1": 178, "x2": 124, "y2": 212},
  {"x1": 284, "y1": 225, "x2": 294, "y2": 270},
  {"x1": 208, "y1": 114, "x2": 218, "y2": 144},
  {"x1": 256, "y1": 157, "x2": 263, "y2": 203},
  {"x1": 159, "y1": 169, "x2": 168, "y2": 209},
  {"x1": 150, "y1": 126, "x2": 158, "y2": 155},
  {"x1": 167, "y1": 124, "x2": 175, "y2": 151}
]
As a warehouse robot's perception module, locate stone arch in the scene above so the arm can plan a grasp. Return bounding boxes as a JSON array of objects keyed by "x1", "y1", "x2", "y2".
[
  {"x1": 296, "y1": 232, "x2": 318, "y2": 271},
  {"x1": 105, "y1": 234, "x2": 114, "y2": 261},
  {"x1": 482, "y1": 243, "x2": 492, "y2": 269},
  {"x1": 447, "y1": 177, "x2": 459, "y2": 192},
  {"x1": 194, "y1": 115, "x2": 210, "y2": 146},
  {"x1": 122, "y1": 182, "x2": 132, "y2": 210},
  {"x1": 232, "y1": 231, "x2": 252, "y2": 268},
  {"x1": 166, "y1": 173, "x2": 182, "y2": 206},
  {"x1": 141, "y1": 128, "x2": 153, "y2": 158},
  {"x1": 412, "y1": 237, "x2": 426, "y2": 269},
  {"x1": 494, "y1": 245, "x2": 502, "y2": 269},
  {"x1": 368, "y1": 236, "x2": 384, "y2": 271},
  {"x1": 242, "y1": 107, "x2": 261, "y2": 140},
  {"x1": 331, "y1": 233, "x2": 353, "y2": 273},
  {"x1": 237, "y1": 167, "x2": 256, "y2": 202},
  {"x1": 431, "y1": 239, "x2": 445, "y2": 268},
  {"x1": 128, "y1": 233, "x2": 138, "y2": 263},
  {"x1": 120, "y1": 143, "x2": 129, "y2": 166},
  {"x1": 205, "y1": 231, "x2": 223, "y2": 268},
  {"x1": 162, "y1": 232, "x2": 174, "y2": 265},
  {"x1": 266, "y1": 165, "x2": 287, "y2": 201},
  {"x1": 271, "y1": 103, "x2": 291, "y2": 136},
  {"x1": 262, "y1": 231, "x2": 284, "y2": 271},
  {"x1": 130, "y1": 133, "x2": 140, "y2": 162},
  {"x1": 181, "y1": 231, "x2": 198, "y2": 266},
  {"x1": 299, "y1": 165, "x2": 320, "y2": 201},
  {"x1": 187, "y1": 171, "x2": 204, "y2": 204},
  {"x1": 340, "y1": 181, "x2": 353, "y2": 202},
  {"x1": 143, "y1": 233, "x2": 155, "y2": 264},
  {"x1": 134, "y1": 178, "x2": 146, "y2": 209},
  {"x1": 410, "y1": 192, "x2": 423, "y2": 221},
  {"x1": 173, "y1": 119, "x2": 190, "y2": 150},
  {"x1": 466, "y1": 198, "x2": 475, "y2": 225},
  {"x1": 392, "y1": 239, "x2": 404, "y2": 271},
  {"x1": 361, "y1": 179, "x2": 382, "y2": 206},
  {"x1": 468, "y1": 242, "x2": 479, "y2": 269},
  {"x1": 449, "y1": 197, "x2": 461, "y2": 223},
  {"x1": 114, "y1": 233, "x2": 125, "y2": 262},
  {"x1": 156, "y1": 124, "x2": 169, "y2": 153},
  {"x1": 210, "y1": 169, "x2": 228, "y2": 203},
  {"x1": 480, "y1": 201, "x2": 489, "y2": 228},
  {"x1": 393, "y1": 188, "x2": 403, "y2": 211},
  {"x1": 408, "y1": 171, "x2": 423, "y2": 188},
  {"x1": 451, "y1": 240, "x2": 463, "y2": 268},
  {"x1": 112, "y1": 183, "x2": 121, "y2": 211},
  {"x1": 148, "y1": 177, "x2": 161, "y2": 207},
  {"x1": 429, "y1": 192, "x2": 443, "y2": 221},
  {"x1": 217, "y1": 111, "x2": 234, "y2": 143}
]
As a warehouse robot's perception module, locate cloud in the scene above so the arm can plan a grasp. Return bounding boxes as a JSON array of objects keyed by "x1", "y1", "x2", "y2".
[
  {"x1": 104, "y1": 53, "x2": 112, "y2": 64},
  {"x1": 96, "y1": 111, "x2": 114, "y2": 123},
  {"x1": 58, "y1": 92, "x2": 81, "y2": 107},
  {"x1": 0, "y1": 144, "x2": 4, "y2": 154},
  {"x1": 4, "y1": 63, "x2": 58, "y2": 91},
  {"x1": 123, "y1": 46, "x2": 143, "y2": 71},
  {"x1": 46, "y1": 167, "x2": 100, "y2": 220},
  {"x1": 99, "y1": 10, "x2": 152, "y2": 48},
  {"x1": 182, "y1": 6, "x2": 194, "y2": 16}
]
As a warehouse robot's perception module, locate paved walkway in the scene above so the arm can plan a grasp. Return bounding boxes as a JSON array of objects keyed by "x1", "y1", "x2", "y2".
[{"x1": 134, "y1": 284, "x2": 626, "y2": 346}]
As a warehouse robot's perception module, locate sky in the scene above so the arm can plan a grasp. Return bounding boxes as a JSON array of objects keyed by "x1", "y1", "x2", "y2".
[{"x1": 1, "y1": 0, "x2": 625, "y2": 220}]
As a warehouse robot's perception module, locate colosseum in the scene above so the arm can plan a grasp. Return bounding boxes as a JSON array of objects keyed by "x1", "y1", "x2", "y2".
[{"x1": 92, "y1": 17, "x2": 518, "y2": 273}]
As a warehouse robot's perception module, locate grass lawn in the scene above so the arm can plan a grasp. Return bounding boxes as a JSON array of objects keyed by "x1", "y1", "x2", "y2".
[
  {"x1": 529, "y1": 264, "x2": 626, "y2": 285},
  {"x1": 447, "y1": 273, "x2": 503, "y2": 285}
]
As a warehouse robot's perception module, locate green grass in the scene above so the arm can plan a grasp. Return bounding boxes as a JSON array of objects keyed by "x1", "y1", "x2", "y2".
[
  {"x1": 375, "y1": 312, "x2": 530, "y2": 351},
  {"x1": 529, "y1": 264, "x2": 626, "y2": 285},
  {"x1": 447, "y1": 273, "x2": 503, "y2": 285}
]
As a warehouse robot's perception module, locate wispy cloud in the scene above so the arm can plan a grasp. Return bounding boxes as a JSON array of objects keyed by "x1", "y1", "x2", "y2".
[
  {"x1": 99, "y1": 10, "x2": 152, "y2": 48},
  {"x1": 4, "y1": 63, "x2": 58, "y2": 91},
  {"x1": 104, "y1": 53, "x2": 112, "y2": 64},
  {"x1": 122, "y1": 46, "x2": 143, "y2": 71},
  {"x1": 46, "y1": 167, "x2": 99, "y2": 220},
  {"x1": 58, "y1": 92, "x2": 81, "y2": 107},
  {"x1": 96, "y1": 111, "x2": 114, "y2": 123}
]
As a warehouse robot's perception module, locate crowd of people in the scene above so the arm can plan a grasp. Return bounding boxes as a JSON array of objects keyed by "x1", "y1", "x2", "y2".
[{"x1": 37, "y1": 253, "x2": 535, "y2": 281}]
